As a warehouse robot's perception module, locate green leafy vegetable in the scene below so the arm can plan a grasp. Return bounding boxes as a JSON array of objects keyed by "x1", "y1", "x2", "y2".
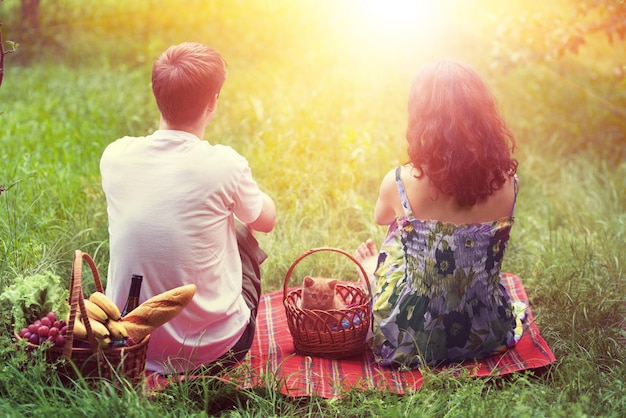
[{"x1": 0, "y1": 271, "x2": 69, "y2": 331}]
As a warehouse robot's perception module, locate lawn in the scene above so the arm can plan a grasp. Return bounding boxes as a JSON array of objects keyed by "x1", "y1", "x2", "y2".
[{"x1": 0, "y1": 0, "x2": 625, "y2": 416}]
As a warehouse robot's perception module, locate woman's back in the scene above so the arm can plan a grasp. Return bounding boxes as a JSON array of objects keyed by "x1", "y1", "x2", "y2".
[
  {"x1": 370, "y1": 166, "x2": 521, "y2": 368},
  {"x1": 375, "y1": 165, "x2": 518, "y2": 226}
]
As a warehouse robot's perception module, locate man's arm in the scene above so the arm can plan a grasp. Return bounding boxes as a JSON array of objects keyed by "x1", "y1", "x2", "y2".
[{"x1": 247, "y1": 192, "x2": 276, "y2": 233}]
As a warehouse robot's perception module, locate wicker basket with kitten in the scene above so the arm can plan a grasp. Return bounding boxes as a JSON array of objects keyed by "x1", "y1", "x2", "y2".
[{"x1": 283, "y1": 247, "x2": 372, "y2": 359}]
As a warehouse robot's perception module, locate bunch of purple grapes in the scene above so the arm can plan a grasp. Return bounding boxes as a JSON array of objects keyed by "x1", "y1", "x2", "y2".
[{"x1": 19, "y1": 312, "x2": 67, "y2": 348}]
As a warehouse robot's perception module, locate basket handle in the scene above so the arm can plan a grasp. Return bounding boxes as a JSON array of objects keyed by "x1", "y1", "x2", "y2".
[
  {"x1": 282, "y1": 247, "x2": 372, "y2": 302},
  {"x1": 61, "y1": 250, "x2": 105, "y2": 359}
]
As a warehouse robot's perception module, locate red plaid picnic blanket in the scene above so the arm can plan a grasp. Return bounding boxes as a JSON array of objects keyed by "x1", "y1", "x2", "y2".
[{"x1": 147, "y1": 273, "x2": 555, "y2": 398}]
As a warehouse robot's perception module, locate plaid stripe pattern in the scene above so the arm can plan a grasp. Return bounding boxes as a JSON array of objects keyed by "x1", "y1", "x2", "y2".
[
  {"x1": 242, "y1": 272, "x2": 555, "y2": 398},
  {"x1": 147, "y1": 273, "x2": 555, "y2": 399}
]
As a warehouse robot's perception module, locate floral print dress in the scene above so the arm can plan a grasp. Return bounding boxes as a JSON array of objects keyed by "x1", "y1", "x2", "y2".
[{"x1": 369, "y1": 167, "x2": 524, "y2": 368}]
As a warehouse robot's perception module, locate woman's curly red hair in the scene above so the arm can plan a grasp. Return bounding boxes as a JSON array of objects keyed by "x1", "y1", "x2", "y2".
[{"x1": 406, "y1": 61, "x2": 518, "y2": 207}]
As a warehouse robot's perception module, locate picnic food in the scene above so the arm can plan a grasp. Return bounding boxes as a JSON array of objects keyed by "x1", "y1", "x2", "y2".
[
  {"x1": 1, "y1": 271, "x2": 69, "y2": 332},
  {"x1": 70, "y1": 313, "x2": 88, "y2": 339},
  {"x1": 18, "y1": 285, "x2": 195, "y2": 348},
  {"x1": 78, "y1": 292, "x2": 130, "y2": 347},
  {"x1": 89, "y1": 291, "x2": 122, "y2": 320},
  {"x1": 105, "y1": 317, "x2": 128, "y2": 341},
  {"x1": 86, "y1": 317, "x2": 110, "y2": 340},
  {"x1": 19, "y1": 311, "x2": 67, "y2": 347},
  {"x1": 50, "y1": 293, "x2": 131, "y2": 348},
  {"x1": 121, "y1": 274, "x2": 143, "y2": 317},
  {"x1": 121, "y1": 284, "x2": 196, "y2": 342},
  {"x1": 83, "y1": 298, "x2": 109, "y2": 323}
]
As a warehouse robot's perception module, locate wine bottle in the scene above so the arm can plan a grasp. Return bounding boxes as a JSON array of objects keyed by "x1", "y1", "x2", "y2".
[{"x1": 121, "y1": 274, "x2": 143, "y2": 317}]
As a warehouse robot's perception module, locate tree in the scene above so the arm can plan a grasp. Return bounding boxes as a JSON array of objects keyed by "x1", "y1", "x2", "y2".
[
  {"x1": 0, "y1": 0, "x2": 18, "y2": 88},
  {"x1": 20, "y1": 0, "x2": 40, "y2": 30},
  {"x1": 555, "y1": 0, "x2": 626, "y2": 56},
  {"x1": 489, "y1": 0, "x2": 626, "y2": 166},
  {"x1": 0, "y1": 23, "x2": 18, "y2": 88},
  {"x1": 491, "y1": 0, "x2": 626, "y2": 70}
]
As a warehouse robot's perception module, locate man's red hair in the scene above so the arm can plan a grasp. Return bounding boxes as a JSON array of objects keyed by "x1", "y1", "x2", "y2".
[{"x1": 152, "y1": 42, "x2": 226, "y2": 126}]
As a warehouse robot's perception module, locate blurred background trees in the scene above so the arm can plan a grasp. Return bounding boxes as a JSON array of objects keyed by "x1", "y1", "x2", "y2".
[
  {"x1": 1, "y1": 0, "x2": 624, "y2": 162},
  {"x1": 491, "y1": 0, "x2": 625, "y2": 72},
  {"x1": 19, "y1": 0, "x2": 40, "y2": 30},
  {"x1": 485, "y1": 0, "x2": 625, "y2": 167}
]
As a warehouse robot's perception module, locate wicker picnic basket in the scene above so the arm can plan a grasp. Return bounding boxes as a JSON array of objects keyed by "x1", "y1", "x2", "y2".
[
  {"x1": 283, "y1": 247, "x2": 372, "y2": 359},
  {"x1": 16, "y1": 250, "x2": 150, "y2": 385}
]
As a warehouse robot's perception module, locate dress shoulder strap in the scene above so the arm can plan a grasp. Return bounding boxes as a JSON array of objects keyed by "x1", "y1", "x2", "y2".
[
  {"x1": 510, "y1": 175, "x2": 519, "y2": 217},
  {"x1": 395, "y1": 167, "x2": 413, "y2": 217}
]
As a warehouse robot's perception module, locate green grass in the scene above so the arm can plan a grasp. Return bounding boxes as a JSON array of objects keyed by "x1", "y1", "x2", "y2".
[{"x1": 1, "y1": 0, "x2": 625, "y2": 416}]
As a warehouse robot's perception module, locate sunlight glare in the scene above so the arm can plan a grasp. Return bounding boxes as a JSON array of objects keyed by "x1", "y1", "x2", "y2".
[
  {"x1": 332, "y1": 0, "x2": 451, "y2": 57},
  {"x1": 356, "y1": 0, "x2": 438, "y2": 34}
]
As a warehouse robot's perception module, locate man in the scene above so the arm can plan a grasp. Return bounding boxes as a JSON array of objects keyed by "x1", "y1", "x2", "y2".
[{"x1": 101, "y1": 42, "x2": 276, "y2": 374}]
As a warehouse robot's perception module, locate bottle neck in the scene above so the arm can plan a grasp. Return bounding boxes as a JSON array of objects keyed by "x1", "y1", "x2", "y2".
[
  {"x1": 128, "y1": 279, "x2": 142, "y2": 297},
  {"x1": 122, "y1": 275, "x2": 143, "y2": 317}
]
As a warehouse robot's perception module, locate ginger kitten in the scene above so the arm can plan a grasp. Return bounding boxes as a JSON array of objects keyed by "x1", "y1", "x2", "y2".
[{"x1": 301, "y1": 276, "x2": 346, "y2": 311}]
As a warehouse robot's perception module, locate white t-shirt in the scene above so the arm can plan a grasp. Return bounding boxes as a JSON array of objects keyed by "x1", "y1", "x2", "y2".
[{"x1": 100, "y1": 130, "x2": 264, "y2": 373}]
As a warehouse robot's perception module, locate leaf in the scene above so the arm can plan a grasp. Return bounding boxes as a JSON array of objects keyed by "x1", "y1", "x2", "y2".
[{"x1": 0, "y1": 272, "x2": 69, "y2": 329}]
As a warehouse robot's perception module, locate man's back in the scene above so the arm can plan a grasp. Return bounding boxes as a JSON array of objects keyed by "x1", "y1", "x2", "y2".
[{"x1": 101, "y1": 129, "x2": 264, "y2": 373}]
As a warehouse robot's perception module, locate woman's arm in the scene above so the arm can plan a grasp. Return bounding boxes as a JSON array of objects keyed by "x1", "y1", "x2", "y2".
[{"x1": 373, "y1": 169, "x2": 398, "y2": 226}]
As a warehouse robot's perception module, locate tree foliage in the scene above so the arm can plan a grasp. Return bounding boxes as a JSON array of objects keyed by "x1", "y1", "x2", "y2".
[
  {"x1": 488, "y1": 0, "x2": 626, "y2": 168},
  {"x1": 491, "y1": 0, "x2": 626, "y2": 70}
]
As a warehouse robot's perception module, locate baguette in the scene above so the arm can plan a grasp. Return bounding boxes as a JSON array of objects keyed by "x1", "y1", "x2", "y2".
[{"x1": 121, "y1": 284, "x2": 196, "y2": 342}]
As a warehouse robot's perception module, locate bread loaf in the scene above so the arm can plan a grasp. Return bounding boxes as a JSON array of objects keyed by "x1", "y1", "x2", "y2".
[{"x1": 121, "y1": 284, "x2": 196, "y2": 342}]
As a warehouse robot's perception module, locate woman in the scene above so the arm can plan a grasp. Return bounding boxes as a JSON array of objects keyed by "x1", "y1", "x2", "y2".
[{"x1": 356, "y1": 60, "x2": 524, "y2": 368}]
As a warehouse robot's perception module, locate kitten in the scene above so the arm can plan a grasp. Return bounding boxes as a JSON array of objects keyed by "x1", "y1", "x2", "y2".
[
  {"x1": 301, "y1": 276, "x2": 346, "y2": 311},
  {"x1": 300, "y1": 276, "x2": 346, "y2": 331}
]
